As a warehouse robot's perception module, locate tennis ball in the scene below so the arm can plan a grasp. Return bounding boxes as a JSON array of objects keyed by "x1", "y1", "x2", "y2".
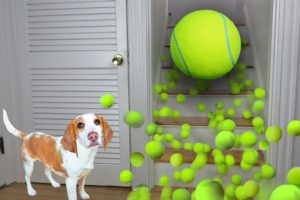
[
  {"x1": 173, "y1": 171, "x2": 181, "y2": 181},
  {"x1": 192, "y1": 153, "x2": 207, "y2": 170},
  {"x1": 225, "y1": 184, "x2": 237, "y2": 199},
  {"x1": 242, "y1": 110, "x2": 252, "y2": 119},
  {"x1": 168, "y1": 81, "x2": 176, "y2": 90},
  {"x1": 170, "y1": 153, "x2": 184, "y2": 168},
  {"x1": 287, "y1": 167, "x2": 300, "y2": 187},
  {"x1": 160, "y1": 186, "x2": 172, "y2": 200},
  {"x1": 145, "y1": 123, "x2": 157, "y2": 136},
  {"x1": 266, "y1": 126, "x2": 282, "y2": 143},
  {"x1": 160, "y1": 92, "x2": 169, "y2": 102},
  {"x1": 164, "y1": 133, "x2": 174, "y2": 142},
  {"x1": 156, "y1": 126, "x2": 164, "y2": 135},
  {"x1": 260, "y1": 164, "x2": 276, "y2": 179},
  {"x1": 195, "y1": 179, "x2": 224, "y2": 200},
  {"x1": 241, "y1": 131, "x2": 257, "y2": 147},
  {"x1": 216, "y1": 119, "x2": 236, "y2": 132},
  {"x1": 176, "y1": 94, "x2": 186, "y2": 104},
  {"x1": 287, "y1": 120, "x2": 300, "y2": 137},
  {"x1": 240, "y1": 161, "x2": 253, "y2": 171},
  {"x1": 153, "y1": 85, "x2": 162, "y2": 94},
  {"x1": 203, "y1": 144, "x2": 211, "y2": 153},
  {"x1": 231, "y1": 174, "x2": 242, "y2": 185},
  {"x1": 259, "y1": 140, "x2": 269, "y2": 151},
  {"x1": 197, "y1": 103, "x2": 206, "y2": 112},
  {"x1": 234, "y1": 134, "x2": 241, "y2": 148},
  {"x1": 242, "y1": 149, "x2": 258, "y2": 165},
  {"x1": 241, "y1": 38, "x2": 249, "y2": 46},
  {"x1": 159, "y1": 175, "x2": 170, "y2": 186},
  {"x1": 244, "y1": 180, "x2": 259, "y2": 197},
  {"x1": 180, "y1": 130, "x2": 190, "y2": 139},
  {"x1": 233, "y1": 98, "x2": 243, "y2": 107},
  {"x1": 124, "y1": 111, "x2": 145, "y2": 127},
  {"x1": 215, "y1": 101, "x2": 224, "y2": 110},
  {"x1": 215, "y1": 131, "x2": 235, "y2": 150},
  {"x1": 214, "y1": 154, "x2": 225, "y2": 165},
  {"x1": 184, "y1": 142, "x2": 194, "y2": 151},
  {"x1": 252, "y1": 116, "x2": 264, "y2": 128},
  {"x1": 225, "y1": 154, "x2": 235, "y2": 166},
  {"x1": 182, "y1": 123, "x2": 191, "y2": 131},
  {"x1": 172, "y1": 140, "x2": 182, "y2": 150},
  {"x1": 130, "y1": 152, "x2": 145, "y2": 168},
  {"x1": 252, "y1": 100, "x2": 265, "y2": 113},
  {"x1": 172, "y1": 188, "x2": 191, "y2": 200},
  {"x1": 181, "y1": 168, "x2": 196, "y2": 183},
  {"x1": 154, "y1": 134, "x2": 164, "y2": 142},
  {"x1": 99, "y1": 94, "x2": 115, "y2": 108},
  {"x1": 236, "y1": 72, "x2": 245, "y2": 80},
  {"x1": 119, "y1": 170, "x2": 133, "y2": 184},
  {"x1": 235, "y1": 63, "x2": 247, "y2": 72},
  {"x1": 270, "y1": 185, "x2": 300, "y2": 200},
  {"x1": 230, "y1": 85, "x2": 241, "y2": 95},
  {"x1": 235, "y1": 186, "x2": 248, "y2": 200},
  {"x1": 170, "y1": 10, "x2": 241, "y2": 80},
  {"x1": 253, "y1": 172, "x2": 261, "y2": 181},
  {"x1": 160, "y1": 106, "x2": 173, "y2": 118},
  {"x1": 172, "y1": 110, "x2": 181, "y2": 119},
  {"x1": 161, "y1": 84, "x2": 169, "y2": 92},
  {"x1": 217, "y1": 164, "x2": 228, "y2": 175},
  {"x1": 153, "y1": 110, "x2": 160, "y2": 119},
  {"x1": 189, "y1": 88, "x2": 199, "y2": 96},
  {"x1": 244, "y1": 79, "x2": 253, "y2": 87},
  {"x1": 215, "y1": 114, "x2": 225, "y2": 122},
  {"x1": 193, "y1": 143, "x2": 205, "y2": 154},
  {"x1": 145, "y1": 141, "x2": 165, "y2": 160},
  {"x1": 226, "y1": 108, "x2": 236, "y2": 117},
  {"x1": 254, "y1": 88, "x2": 266, "y2": 99}
]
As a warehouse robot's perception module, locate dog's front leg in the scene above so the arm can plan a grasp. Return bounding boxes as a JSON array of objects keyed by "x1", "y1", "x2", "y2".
[
  {"x1": 66, "y1": 177, "x2": 77, "y2": 200},
  {"x1": 78, "y1": 175, "x2": 89, "y2": 199}
]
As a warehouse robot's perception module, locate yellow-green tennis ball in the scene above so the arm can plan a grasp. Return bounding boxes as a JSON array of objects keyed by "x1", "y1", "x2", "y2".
[
  {"x1": 242, "y1": 110, "x2": 252, "y2": 119},
  {"x1": 197, "y1": 103, "x2": 206, "y2": 112},
  {"x1": 213, "y1": 177, "x2": 223, "y2": 185},
  {"x1": 203, "y1": 144, "x2": 211, "y2": 153},
  {"x1": 233, "y1": 98, "x2": 243, "y2": 107},
  {"x1": 172, "y1": 140, "x2": 182, "y2": 150},
  {"x1": 259, "y1": 140, "x2": 269, "y2": 151},
  {"x1": 189, "y1": 88, "x2": 199, "y2": 96},
  {"x1": 244, "y1": 180, "x2": 259, "y2": 197},
  {"x1": 153, "y1": 84, "x2": 162, "y2": 94},
  {"x1": 270, "y1": 185, "x2": 300, "y2": 200},
  {"x1": 193, "y1": 143, "x2": 204, "y2": 154},
  {"x1": 182, "y1": 123, "x2": 191, "y2": 131},
  {"x1": 159, "y1": 175, "x2": 170, "y2": 186},
  {"x1": 172, "y1": 110, "x2": 181, "y2": 119},
  {"x1": 252, "y1": 116, "x2": 265, "y2": 128},
  {"x1": 156, "y1": 126, "x2": 164, "y2": 135},
  {"x1": 225, "y1": 184, "x2": 237, "y2": 199},
  {"x1": 153, "y1": 110, "x2": 160, "y2": 119},
  {"x1": 214, "y1": 154, "x2": 225, "y2": 165},
  {"x1": 168, "y1": 81, "x2": 176, "y2": 90},
  {"x1": 173, "y1": 171, "x2": 181, "y2": 181},
  {"x1": 242, "y1": 149, "x2": 258, "y2": 165},
  {"x1": 119, "y1": 170, "x2": 133, "y2": 184},
  {"x1": 209, "y1": 120, "x2": 218, "y2": 128},
  {"x1": 164, "y1": 133, "x2": 174, "y2": 142},
  {"x1": 160, "y1": 186, "x2": 172, "y2": 200},
  {"x1": 266, "y1": 126, "x2": 282, "y2": 143},
  {"x1": 226, "y1": 108, "x2": 236, "y2": 117},
  {"x1": 192, "y1": 153, "x2": 207, "y2": 170},
  {"x1": 234, "y1": 134, "x2": 242, "y2": 148},
  {"x1": 240, "y1": 161, "x2": 253, "y2": 171},
  {"x1": 130, "y1": 152, "x2": 145, "y2": 168},
  {"x1": 235, "y1": 186, "x2": 248, "y2": 200},
  {"x1": 254, "y1": 88, "x2": 266, "y2": 99},
  {"x1": 184, "y1": 142, "x2": 194, "y2": 151},
  {"x1": 230, "y1": 85, "x2": 241, "y2": 95},
  {"x1": 241, "y1": 38, "x2": 249, "y2": 46},
  {"x1": 244, "y1": 79, "x2": 253, "y2": 87},
  {"x1": 287, "y1": 167, "x2": 300, "y2": 187},
  {"x1": 260, "y1": 164, "x2": 276, "y2": 179},
  {"x1": 225, "y1": 154, "x2": 236, "y2": 167},
  {"x1": 161, "y1": 84, "x2": 169, "y2": 92},
  {"x1": 235, "y1": 63, "x2": 247, "y2": 72},
  {"x1": 215, "y1": 131, "x2": 235, "y2": 150},
  {"x1": 170, "y1": 153, "x2": 184, "y2": 168},
  {"x1": 215, "y1": 101, "x2": 224, "y2": 110},
  {"x1": 217, "y1": 164, "x2": 228, "y2": 175},
  {"x1": 181, "y1": 168, "x2": 196, "y2": 183},
  {"x1": 287, "y1": 120, "x2": 300, "y2": 137},
  {"x1": 124, "y1": 111, "x2": 145, "y2": 128},
  {"x1": 236, "y1": 72, "x2": 245, "y2": 80},
  {"x1": 252, "y1": 100, "x2": 265, "y2": 113},
  {"x1": 195, "y1": 179, "x2": 224, "y2": 200},
  {"x1": 231, "y1": 174, "x2": 242, "y2": 185},
  {"x1": 176, "y1": 94, "x2": 186, "y2": 104},
  {"x1": 172, "y1": 188, "x2": 191, "y2": 200},
  {"x1": 180, "y1": 130, "x2": 190, "y2": 139},
  {"x1": 99, "y1": 94, "x2": 115, "y2": 108},
  {"x1": 241, "y1": 131, "x2": 257, "y2": 147},
  {"x1": 216, "y1": 119, "x2": 236, "y2": 132},
  {"x1": 145, "y1": 123, "x2": 157, "y2": 136},
  {"x1": 154, "y1": 134, "x2": 164, "y2": 142},
  {"x1": 170, "y1": 10, "x2": 241, "y2": 80},
  {"x1": 145, "y1": 141, "x2": 165, "y2": 160},
  {"x1": 253, "y1": 172, "x2": 261, "y2": 181},
  {"x1": 160, "y1": 106, "x2": 173, "y2": 118},
  {"x1": 160, "y1": 92, "x2": 169, "y2": 102},
  {"x1": 215, "y1": 114, "x2": 225, "y2": 122}
]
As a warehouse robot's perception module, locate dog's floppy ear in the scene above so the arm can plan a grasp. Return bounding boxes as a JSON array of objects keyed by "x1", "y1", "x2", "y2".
[
  {"x1": 97, "y1": 115, "x2": 113, "y2": 150},
  {"x1": 61, "y1": 120, "x2": 78, "y2": 157}
]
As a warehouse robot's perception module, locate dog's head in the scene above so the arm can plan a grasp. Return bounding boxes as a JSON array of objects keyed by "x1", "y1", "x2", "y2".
[{"x1": 61, "y1": 113, "x2": 113, "y2": 157}]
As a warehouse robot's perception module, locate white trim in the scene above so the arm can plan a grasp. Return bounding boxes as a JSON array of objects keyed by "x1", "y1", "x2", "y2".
[
  {"x1": 127, "y1": 0, "x2": 153, "y2": 188},
  {"x1": 268, "y1": 0, "x2": 300, "y2": 183}
]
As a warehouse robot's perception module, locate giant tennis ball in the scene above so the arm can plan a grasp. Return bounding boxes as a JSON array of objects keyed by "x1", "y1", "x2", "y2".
[
  {"x1": 170, "y1": 10, "x2": 241, "y2": 80},
  {"x1": 269, "y1": 185, "x2": 300, "y2": 200},
  {"x1": 195, "y1": 179, "x2": 224, "y2": 200},
  {"x1": 145, "y1": 141, "x2": 165, "y2": 160}
]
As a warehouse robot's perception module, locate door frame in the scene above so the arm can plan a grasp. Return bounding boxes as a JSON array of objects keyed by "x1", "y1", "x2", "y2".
[{"x1": 267, "y1": 0, "x2": 300, "y2": 184}]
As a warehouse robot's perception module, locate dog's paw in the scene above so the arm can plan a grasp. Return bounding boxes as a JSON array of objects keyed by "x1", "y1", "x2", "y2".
[
  {"x1": 80, "y1": 191, "x2": 90, "y2": 199},
  {"x1": 27, "y1": 188, "x2": 37, "y2": 196},
  {"x1": 51, "y1": 181, "x2": 61, "y2": 188}
]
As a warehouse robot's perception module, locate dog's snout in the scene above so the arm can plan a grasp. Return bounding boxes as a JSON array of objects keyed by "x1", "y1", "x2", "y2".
[{"x1": 88, "y1": 132, "x2": 98, "y2": 142}]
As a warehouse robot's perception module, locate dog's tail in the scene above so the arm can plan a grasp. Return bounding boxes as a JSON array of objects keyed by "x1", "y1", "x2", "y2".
[{"x1": 2, "y1": 109, "x2": 26, "y2": 141}]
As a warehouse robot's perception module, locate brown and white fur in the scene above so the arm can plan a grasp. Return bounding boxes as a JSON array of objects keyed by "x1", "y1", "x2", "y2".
[{"x1": 2, "y1": 109, "x2": 113, "y2": 200}]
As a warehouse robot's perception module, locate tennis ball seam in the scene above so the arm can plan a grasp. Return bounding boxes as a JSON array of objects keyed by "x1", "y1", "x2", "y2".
[
  {"x1": 220, "y1": 14, "x2": 235, "y2": 66},
  {"x1": 172, "y1": 31, "x2": 191, "y2": 77}
]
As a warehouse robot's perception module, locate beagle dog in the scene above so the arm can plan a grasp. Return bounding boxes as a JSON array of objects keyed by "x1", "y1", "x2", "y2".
[{"x1": 2, "y1": 109, "x2": 113, "y2": 200}]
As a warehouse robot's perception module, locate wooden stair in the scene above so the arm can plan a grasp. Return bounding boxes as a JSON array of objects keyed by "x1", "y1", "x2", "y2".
[
  {"x1": 157, "y1": 148, "x2": 264, "y2": 166},
  {"x1": 155, "y1": 116, "x2": 252, "y2": 127}
]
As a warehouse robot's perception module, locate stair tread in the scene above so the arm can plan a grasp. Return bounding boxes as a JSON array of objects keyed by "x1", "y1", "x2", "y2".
[
  {"x1": 155, "y1": 117, "x2": 253, "y2": 127},
  {"x1": 157, "y1": 147, "x2": 264, "y2": 166},
  {"x1": 162, "y1": 65, "x2": 254, "y2": 70},
  {"x1": 165, "y1": 89, "x2": 253, "y2": 96}
]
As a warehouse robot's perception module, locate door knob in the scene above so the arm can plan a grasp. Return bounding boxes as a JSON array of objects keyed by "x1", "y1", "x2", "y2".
[{"x1": 112, "y1": 54, "x2": 124, "y2": 66}]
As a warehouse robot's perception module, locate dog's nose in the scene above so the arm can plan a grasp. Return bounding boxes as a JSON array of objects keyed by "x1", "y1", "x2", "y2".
[{"x1": 88, "y1": 132, "x2": 98, "y2": 142}]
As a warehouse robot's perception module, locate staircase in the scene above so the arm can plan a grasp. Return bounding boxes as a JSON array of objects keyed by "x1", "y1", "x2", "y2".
[{"x1": 152, "y1": 4, "x2": 266, "y2": 189}]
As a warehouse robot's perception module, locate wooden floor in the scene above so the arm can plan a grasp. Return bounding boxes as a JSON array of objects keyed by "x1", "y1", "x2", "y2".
[{"x1": 0, "y1": 183, "x2": 161, "y2": 200}]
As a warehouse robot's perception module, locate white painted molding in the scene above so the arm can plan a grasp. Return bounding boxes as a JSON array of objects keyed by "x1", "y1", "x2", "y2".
[
  {"x1": 268, "y1": 0, "x2": 300, "y2": 184},
  {"x1": 127, "y1": 0, "x2": 153, "y2": 188}
]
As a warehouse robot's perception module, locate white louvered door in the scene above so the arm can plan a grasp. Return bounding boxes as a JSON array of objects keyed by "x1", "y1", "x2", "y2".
[{"x1": 14, "y1": 0, "x2": 130, "y2": 186}]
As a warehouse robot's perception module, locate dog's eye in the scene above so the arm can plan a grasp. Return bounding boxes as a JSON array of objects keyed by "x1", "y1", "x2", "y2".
[
  {"x1": 94, "y1": 119, "x2": 100, "y2": 125},
  {"x1": 77, "y1": 122, "x2": 84, "y2": 129}
]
